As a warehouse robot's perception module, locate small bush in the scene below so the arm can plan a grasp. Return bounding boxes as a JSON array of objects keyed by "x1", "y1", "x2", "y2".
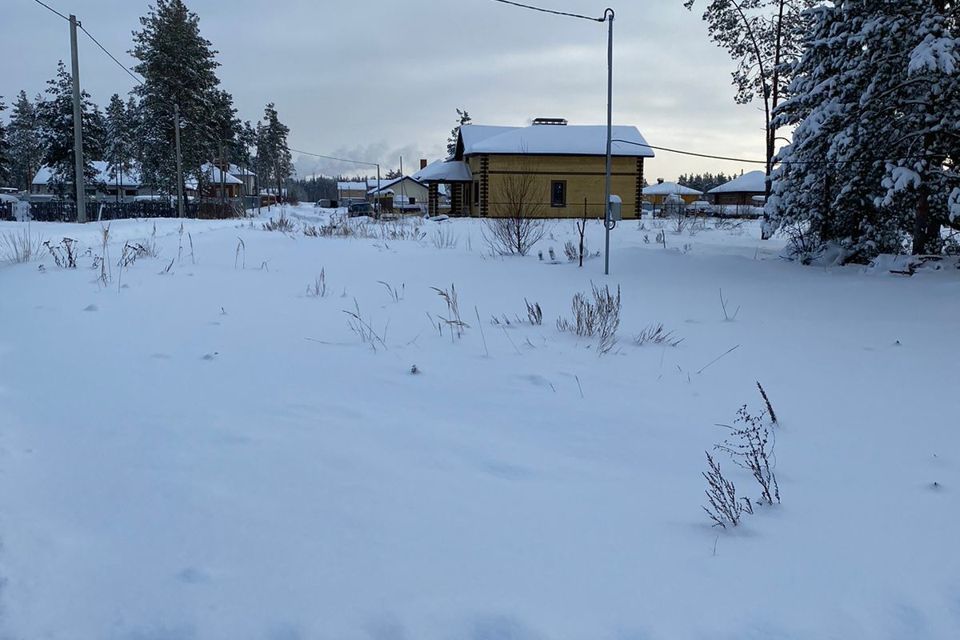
[
  {"x1": 557, "y1": 282, "x2": 621, "y2": 354},
  {"x1": 716, "y1": 405, "x2": 780, "y2": 506},
  {"x1": 263, "y1": 212, "x2": 295, "y2": 232},
  {"x1": 44, "y1": 238, "x2": 78, "y2": 269},
  {"x1": 702, "y1": 452, "x2": 752, "y2": 528},
  {"x1": 1, "y1": 228, "x2": 44, "y2": 264}
]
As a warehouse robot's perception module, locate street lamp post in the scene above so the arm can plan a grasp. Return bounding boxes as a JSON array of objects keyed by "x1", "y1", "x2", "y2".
[
  {"x1": 602, "y1": 8, "x2": 615, "y2": 276},
  {"x1": 490, "y1": 1, "x2": 617, "y2": 274}
]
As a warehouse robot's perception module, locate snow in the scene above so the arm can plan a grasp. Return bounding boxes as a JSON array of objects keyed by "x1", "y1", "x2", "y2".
[
  {"x1": 461, "y1": 123, "x2": 655, "y2": 157},
  {"x1": 337, "y1": 181, "x2": 369, "y2": 191},
  {"x1": 197, "y1": 163, "x2": 243, "y2": 186},
  {"x1": 367, "y1": 176, "x2": 422, "y2": 195},
  {"x1": 708, "y1": 170, "x2": 767, "y2": 194},
  {"x1": 32, "y1": 161, "x2": 141, "y2": 187},
  {"x1": 412, "y1": 159, "x2": 473, "y2": 183},
  {"x1": 1, "y1": 207, "x2": 959, "y2": 639},
  {"x1": 642, "y1": 181, "x2": 703, "y2": 196}
]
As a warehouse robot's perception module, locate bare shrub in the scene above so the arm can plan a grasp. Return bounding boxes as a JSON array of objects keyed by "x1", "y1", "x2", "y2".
[
  {"x1": 2, "y1": 227, "x2": 44, "y2": 264},
  {"x1": 557, "y1": 283, "x2": 621, "y2": 353},
  {"x1": 563, "y1": 240, "x2": 579, "y2": 262},
  {"x1": 482, "y1": 164, "x2": 547, "y2": 256},
  {"x1": 703, "y1": 452, "x2": 752, "y2": 529},
  {"x1": 44, "y1": 237, "x2": 78, "y2": 269},
  {"x1": 303, "y1": 224, "x2": 319, "y2": 237},
  {"x1": 634, "y1": 323, "x2": 683, "y2": 347},
  {"x1": 716, "y1": 405, "x2": 780, "y2": 506},
  {"x1": 263, "y1": 211, "x2": 295, "y2": 232},
  {"x1": 432, "y1": 283, "x2": 469, "y2": 340},
  {"x1": 306, "y1": 269, "x2": 328, "y2": 298},
  {"x1": 525, "y1": 299, "x2": 543, "y2": 326},
  {"x1": 431, "y1": 225, "x2": 458, "y2": 249}
]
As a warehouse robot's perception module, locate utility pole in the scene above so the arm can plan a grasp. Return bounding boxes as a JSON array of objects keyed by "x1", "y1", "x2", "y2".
[
  {"x1": 603, "y1": 8, "x2": 615, "y2": 276},
  {"x1": 69, "y1": 15, "x2": 87, "y2": 223},
  {"x1": 174, "y1": 103, "x2": 185, "y2": 218}
]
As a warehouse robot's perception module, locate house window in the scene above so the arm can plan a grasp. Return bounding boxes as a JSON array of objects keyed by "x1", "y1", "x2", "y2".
[
  {"x1": 473, "y1": 181, "x2": 480, "y2": 206},
  {"x1": 551, "y1": 181, "x2": 566, "y2": 207}
]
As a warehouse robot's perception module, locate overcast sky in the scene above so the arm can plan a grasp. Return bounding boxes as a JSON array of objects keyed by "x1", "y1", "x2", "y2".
[{"x1": 2, "y1": 0, "x2": 768, "y2": 181}]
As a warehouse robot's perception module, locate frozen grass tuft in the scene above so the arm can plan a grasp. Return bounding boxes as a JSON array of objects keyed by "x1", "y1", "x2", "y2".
[
  {"x1": 634, "y1": 323, "x2": 683, "y2": 347},
  {"x1": 1, "y1": 227, "x2": 44, "y2": 264}
]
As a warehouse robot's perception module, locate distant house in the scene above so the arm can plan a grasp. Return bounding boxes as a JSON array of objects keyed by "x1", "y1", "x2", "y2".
[
  {"x1": 30, "y1": 161, "x2": 145, "y2": 201},
  {"x1": 187, "y1": 163, "x2": 244, "y2": 199},
  {"x1": 228, "y1": 164, "x2": 257, "y2": 197},
  {"x1": 337, "y1": 181, "x2": 368, "y2": 202},
  {"x1": 415, "y1": 118, "x2": 653, "y2": 218},
  {"x1": 367, "y1": 176, "x2": 430, "y2": 211},
  {"x1": 642, "y1": 180, "x2": 703, "y2": 206},
  {"x1": 708, "y1": 170, "x2": 766, "y2": 206}
]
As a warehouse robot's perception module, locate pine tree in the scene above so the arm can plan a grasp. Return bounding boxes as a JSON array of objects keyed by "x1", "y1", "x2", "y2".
[
  {"x1": 255, "y1": 103, "x2": 292, "y2": 200},
  {"x1": 36, "y1": 61, "x2": 104, "y2": 200},
  {"x1": 104, "y1": 93, "x2": 137, "y2": 201},
  {"x1": 446, "y1": 108, "x2": 471, "y2": 159},
  {"x1": 131, "y1": 0, "x2": 232, "y2": 194},
  {"x1": 683, "y1": 0, "x2": 818, "y2": 217},
  {"x1": 0, "y1": 97, "x2": 9, "y2": 185},
  {"x1": 768, "y1": 1, "x2": 959, "y2": 261},
  {"x1": 7, "y1": 91, "x2": 44, "y2": 191}
]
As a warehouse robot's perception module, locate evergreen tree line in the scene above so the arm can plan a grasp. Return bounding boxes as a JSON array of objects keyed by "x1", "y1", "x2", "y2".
[
  {"x1": 0, "y1": 0, "x2": 293, "y2": 203},
  {"x1": 677, "y1": 172, "x2": 735, "y2": 193},
  {"x1": 768, "y1": 1, "x2": 959, "y2": 261}
]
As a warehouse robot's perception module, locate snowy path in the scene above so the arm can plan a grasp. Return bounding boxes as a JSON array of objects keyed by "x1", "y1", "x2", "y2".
[{"x1": 0, "y1": 207, "x2": 958, "y2": 639}]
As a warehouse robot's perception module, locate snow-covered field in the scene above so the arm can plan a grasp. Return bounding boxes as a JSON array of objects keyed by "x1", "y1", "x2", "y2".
[{"x1": 1, "y1": 206, "x2": 958, "y2": 639}]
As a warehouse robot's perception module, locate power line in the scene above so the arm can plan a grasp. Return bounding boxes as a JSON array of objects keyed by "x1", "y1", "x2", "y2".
[
  {"x1": 31, "y1": 1, "x2": 144, "y2": 86},
  {"x1": 287, "y1": 147, "x2": 380, "y2": 168},
  {"x1": 612, "y1": 139, "x2": 768, "y2": 164},
  {"x1": 78, "y1": 24, "x2": 144, "y2": 86},
  {"x1": 490, "y1": 0, "x2": 605, "y2": 22},
  {"x1": 31, "y1": 0, "x2": 68, "y2": 21}
]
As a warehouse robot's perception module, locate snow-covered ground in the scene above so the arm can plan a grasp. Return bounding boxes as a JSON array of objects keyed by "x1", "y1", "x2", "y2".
[{"x1": 1, "y1": 206, "x2": 958, "y2": 639}]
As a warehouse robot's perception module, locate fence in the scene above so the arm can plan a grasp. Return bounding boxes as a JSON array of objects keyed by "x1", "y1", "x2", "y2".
[
  {"x1": 0, "y1": 202, "x2": 13, "y2": 221},
  {"x1": 23, "y1": 199, "x2": 245, "y2": 222}
]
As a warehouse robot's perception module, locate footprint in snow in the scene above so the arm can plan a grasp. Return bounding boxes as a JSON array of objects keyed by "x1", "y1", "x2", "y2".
[{"x1": 83, "y1": 304, "x2": 98, "y2": 312}]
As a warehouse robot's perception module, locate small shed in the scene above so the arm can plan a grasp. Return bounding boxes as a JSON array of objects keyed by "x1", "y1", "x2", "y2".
[{"x1": 708, "y1": 170, "x2": 766, "y2": 206}]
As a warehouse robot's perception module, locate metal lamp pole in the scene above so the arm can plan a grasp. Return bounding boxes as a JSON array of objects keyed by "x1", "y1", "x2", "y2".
[{"x1": 603, "y1": 8, "x2": 615, "y2": 276}]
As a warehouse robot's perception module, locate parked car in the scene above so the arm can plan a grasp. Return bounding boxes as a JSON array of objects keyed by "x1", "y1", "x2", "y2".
[
  {"x1": 347, "y1": 202, "x2": 374, "y2": 217},
  {"x1": 686, "y1": 200, "x2": 713, "y2": 215}
]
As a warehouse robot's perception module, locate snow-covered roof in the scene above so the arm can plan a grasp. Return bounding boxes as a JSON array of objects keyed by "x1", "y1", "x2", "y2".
[
  {"x1": 708, "y1": 170, "x2": 766, "y2": 194},
  {"x1": 200, "y1": 163, "x2": 243, "y2": 185},
  {"x1": 32, "y1": 161, "x2": 141, "y2": 187},
  {"x1": 459, "y1": 123, "x2": 655, "y2": 158},
  {"x1": 337, "y1": 181, "x2": 368, "y2": 191},
  {"x1": 642, "y1": 181, "x2": 703, "y2": 196},
  {"x1": 368, "y1": 176, "x2": 424, "y2": 195},
  {"x1": 412, "y1": 160, "x2": 473, "y2": 183},
  {"x1": 228, "y1": 164, "x2": 256, "y2": 177}
]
